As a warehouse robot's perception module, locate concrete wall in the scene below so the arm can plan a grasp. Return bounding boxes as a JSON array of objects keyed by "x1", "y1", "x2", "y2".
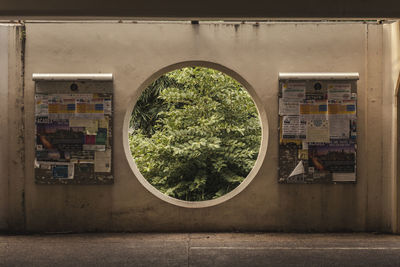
[
  {"x1": 383, "y1": 21, "x2": 400, "y2": 233},
  {"x1": 0, "y1": 24, "x2": 25, "y2": 231},
  {"x1": 0, "y1": 25, "x2": 9, "y2": 230},
  {"x1": 3, "y1": 24, "x2": 25, "y2": 232},
  {"x1": 2, "y1": 21, "x2": 396, "y2": 232}
]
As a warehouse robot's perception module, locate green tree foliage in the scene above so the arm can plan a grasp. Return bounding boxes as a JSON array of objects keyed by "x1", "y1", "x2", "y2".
[
  {"x1": 130, "y1": 75, "x2": 180, "y2": 137},
  {"x1": 129, "y1": 67, "x2": 261, "y2": 201}
]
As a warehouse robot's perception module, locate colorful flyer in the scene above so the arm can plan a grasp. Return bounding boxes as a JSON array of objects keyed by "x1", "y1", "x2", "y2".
[
  {"x1": 279, "y1": 79, "x2": 357, "y2": 184},
  {"x1": 300, "y1": 100, "x2": 328, "y2": 121},
  {"x1": 308, "y1": 143, "x2": 356, "y2": 173},
  {"x1": 328, "y1": 83, "x2": 352, "y2": 101},
  {"x1": 282, "y1": 82, "x2": 306, "y2": 101},
  {"x1": 328, "y1": 100, "x2": 356, "y2": 119},
  {"x1": 35, "y1": 89, "x2": 113, "y2": 184}
]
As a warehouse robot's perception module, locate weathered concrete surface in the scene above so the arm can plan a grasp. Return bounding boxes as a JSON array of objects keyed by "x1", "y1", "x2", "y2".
[
  {"x1": 0, "y1": 23, "x2": 25, "y2": 231},
  {"x1": 1, "y1": 233, "x2": 400, "y2": 266},
  {"x1": 0, "y1": 21, "x2": 397, "y2": 233},
  {"x1": 7, "y1": 24, "x2": 26, "y2": 232},
  {"x1": 0, "y1": 25, "x2": 9, "y2": 230},
  {"x1": 383, "y1": 21, "x2": 400, "y2": 233},
  {"x1": 19, "y1": 21, "x2": 395, "y2": 233}
]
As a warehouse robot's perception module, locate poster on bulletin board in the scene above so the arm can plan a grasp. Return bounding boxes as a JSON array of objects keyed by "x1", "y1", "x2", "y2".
[
  {"x1": 278, "y1": 73, "x2": 359, "y2": 184},
  {"x1": 33, "y1": 74, "x2": 113, "y2": 184}
]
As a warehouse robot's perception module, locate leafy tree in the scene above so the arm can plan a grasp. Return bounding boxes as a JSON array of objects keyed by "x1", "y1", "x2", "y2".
[
  {"x1": 129, "y1": 67, "x2": 261, "y2": 201},
  {"x1": 130, "y1": 75, "x2": 179, "y2": 137}
]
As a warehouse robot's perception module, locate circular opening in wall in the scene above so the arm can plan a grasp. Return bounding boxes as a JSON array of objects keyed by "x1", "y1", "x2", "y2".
[{"x1": 128, "y1": 66, "x2": 263, "y2": 203}]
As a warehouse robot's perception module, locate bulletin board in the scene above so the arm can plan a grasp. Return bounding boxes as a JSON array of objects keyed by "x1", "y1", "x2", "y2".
[
  {"x1": 278, "y1": 73, "x2": 358, "y2": 184},
  {"x1": 34, "y1": 74, "x2": 113, "y2": 184}
]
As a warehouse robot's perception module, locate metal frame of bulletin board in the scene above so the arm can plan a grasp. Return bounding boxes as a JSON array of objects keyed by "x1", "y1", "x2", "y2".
[
  {"x1": 278, "y1": 72, "x2": 359, "y2": 184},
  {"x1": 33, "y1": 73, "x2": 113, "y2": 185}
]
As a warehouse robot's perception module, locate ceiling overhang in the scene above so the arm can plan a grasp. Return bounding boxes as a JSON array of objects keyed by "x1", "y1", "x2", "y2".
[{"x1": 0, "y1": 0, "x2": 399, "y2": 20}]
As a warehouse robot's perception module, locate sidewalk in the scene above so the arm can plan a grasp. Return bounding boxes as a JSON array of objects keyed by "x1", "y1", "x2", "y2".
[{"x1": 1, "y1": 233, "x2": 400, "y2": 266}]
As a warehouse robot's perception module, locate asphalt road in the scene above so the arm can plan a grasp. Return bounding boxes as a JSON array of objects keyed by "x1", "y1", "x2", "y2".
[{"x1": 1, "y1": 233, "x2": 400, "y2": 266}]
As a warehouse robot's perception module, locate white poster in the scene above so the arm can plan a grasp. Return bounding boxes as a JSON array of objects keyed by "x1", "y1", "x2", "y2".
[
  {"x1": 332, "y1": 173, "x2": 356, "y2": 182},
  {"x1": 94, "y1": 150, "x2": 112, "y2": 172},
  {"x1": 306, "y1": 119, "x2": 330, "y2": 143},
  {"x1": 329, "y1": 116, "x2": 349, "y2": 139},
  {"x1": 282, "y1": 82, "x2": 306, "y2": 102},
  {"x1": 328, "y1": 83, "x2": 352, "y2": 101},
  {"x1": 279, "y1": 99, "x2": 300, "y2": 115},
  {"x1": 288, "y1": 161, "x2": 305, "y2": 177},
  {"x1": 282, "y1": 116, "x2": 306, "y2": 139}
]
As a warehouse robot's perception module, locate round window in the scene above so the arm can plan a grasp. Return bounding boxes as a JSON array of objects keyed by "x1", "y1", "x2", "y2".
[{"x1": 129, "y1": 66, "x2": 262, "y2": 202}]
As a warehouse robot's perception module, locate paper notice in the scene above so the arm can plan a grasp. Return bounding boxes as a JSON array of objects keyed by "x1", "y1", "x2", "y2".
[
  {"x1": 83, "y1": 144, "x2": 106, "y2": 151},
  {"x1": 69, "y1": 118, "x2": 98, "y2": 134},
  {"x1": 350, "y1": 119, "x2": 357, "y2": 139},
  {"x1": 328, "y1": 101, "x2": 356, "y2": 119},
  {"x1": 332, "y1": 173, "x2": 356, "y2": 182},
  {"x1": 70, "y1": 118, "x2": 94, "y2": 127},
  {"x1": 282, "y1": 82, "x2": 306, "y2": 101},
  {"x1": 300, "y1": 100, "x2": 328, "y2": 121},
  {"x1": 298, "y1": 149, "x2": 308, "y2": 160},
  {"x1": 279, "y1": 99, "x2": 300, "y2": 115},
  {"x1": 329, "y1": 116, "x2": 349, "y2": 139},
  {"x1": 104, "y1": 99, "x2": 112, "y2": 115},
  {"x1": 94, "y1": 150, "x2": 111, "y2": 172},
  {"x1": 328, "y1": 84, "x2": 352, "y2": 101},
  {"x1": 308, "y1": 143, "x2": 355, "y2": 173},
  {"x1": 40, "y1": 162, "x2": 52, "y2": 170},
  {"x1": 288, "y1": 161, "x2": 305, "y2": 177},
  {"x1": 49, "y1": 162, "x2": 74, "y2": 179},
  {"x1": 302, "y1": 141, "x2": 309, "y2": 150},
  {"x1": 98, "y1": 117, "x2": 109, "y2": 129},
  {"x1": 282, "y1": 116, "x2": 306, "y2": 140},
  {"x1": 86, "y1": 124, "x2": 99, "y2": 135},
  {"x1": 35, "y1": 95, "x2": 49, "y2": 116},
  {"x1": 306, "y1": 119, "x2": 330, "y2": 143},
  {"x1": 74, "y1": 95, "x2": 105, "y2": 118}
]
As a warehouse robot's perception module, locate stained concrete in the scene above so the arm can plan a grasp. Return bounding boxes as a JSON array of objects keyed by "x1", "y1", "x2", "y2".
[
  {"x1": 21, "y1": 21, "x2": 391, "y2": 232},
  {"x1": 1, "y1": 21, "x2": 400, "y2": 233},
  {"x1": 383, "y1": 21, "x2": 400, "y2": 232},
  {"x1": 0, "y1": 25, "x2": 9, "y2": 230},
  {"x1": 1, "y1": 233, "x2": 400, "y2": 266}
]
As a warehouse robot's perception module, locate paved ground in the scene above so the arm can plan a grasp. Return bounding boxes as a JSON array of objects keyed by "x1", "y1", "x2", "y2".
[{"x1": 1, "y1": 233, "x2": 400, "y2": 266}]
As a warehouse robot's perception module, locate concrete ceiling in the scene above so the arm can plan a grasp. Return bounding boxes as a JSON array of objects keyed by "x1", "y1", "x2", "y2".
[{"x1": 0, "y1": 0, "x2": 399, "y2": 19}]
